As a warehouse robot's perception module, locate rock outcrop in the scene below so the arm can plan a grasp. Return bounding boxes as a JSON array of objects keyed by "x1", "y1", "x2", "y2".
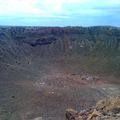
[{"x1": 65, "y1": 96, "x2": 120, "y2": 120}]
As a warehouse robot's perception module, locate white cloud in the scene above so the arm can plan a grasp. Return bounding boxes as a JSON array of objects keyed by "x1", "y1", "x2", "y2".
[
  {"x1": 38, "y1": 0, "x2": 91, "y2": 12},
  {"x1": 0, "y1": 0, "x2": 43, "y2": 15},
  {"x1": 0, "y1": 0, "x2": 96, "y2": 15},
  {"x1": 0, "y1": 0, "x2": 120, "y2": 17}
]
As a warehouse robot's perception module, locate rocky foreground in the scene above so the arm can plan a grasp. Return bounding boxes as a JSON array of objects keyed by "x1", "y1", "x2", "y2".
[{"x1": 65, "y1": 96, "x2": 120, "y2": 120}]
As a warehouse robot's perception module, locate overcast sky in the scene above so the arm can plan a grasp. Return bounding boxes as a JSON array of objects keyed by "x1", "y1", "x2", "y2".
[{"x1": 0, "y1": 0, "x2": 120, "y2": 26}]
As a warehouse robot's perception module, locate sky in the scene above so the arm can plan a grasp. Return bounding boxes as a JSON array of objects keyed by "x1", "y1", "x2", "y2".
[{"x1": 0, "y1": 0, "x2": 120, "y2": 26}]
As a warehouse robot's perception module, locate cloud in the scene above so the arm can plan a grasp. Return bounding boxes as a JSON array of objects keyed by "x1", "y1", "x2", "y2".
[
  {"x1": 0, "y1": 0, "x2": 120, "y2": 26},
  {"x1": 0, "y1": 0, "x2": 43, "y2": 15},
  {"x1": 0, "y1": 0, "x2": 120, "y2": 16}
]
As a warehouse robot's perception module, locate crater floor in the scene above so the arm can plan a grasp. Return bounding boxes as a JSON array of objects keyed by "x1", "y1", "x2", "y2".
[{"x1": 0, "y1": 58, "x2": 120, "y2": 120}]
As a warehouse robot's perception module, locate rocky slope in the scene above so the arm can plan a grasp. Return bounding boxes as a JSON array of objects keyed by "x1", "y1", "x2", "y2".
[
  {"x1": 0, "y1": 26, "x2": 120, "y2": 60},
  {"x1": 1, "y1": 26, "x2": 120, "y2": 77}
]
